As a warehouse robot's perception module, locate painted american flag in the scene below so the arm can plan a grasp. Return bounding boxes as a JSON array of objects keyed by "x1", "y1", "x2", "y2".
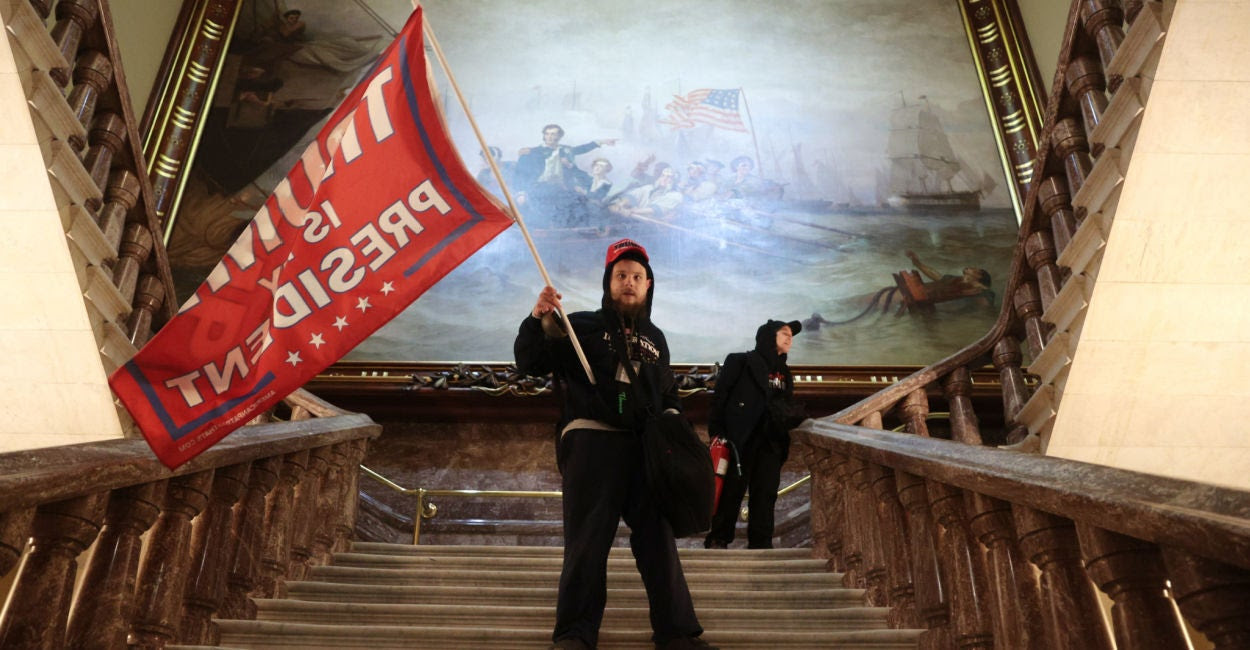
[{"x1": 660, "y1": 88, "x2": 748, "y2": 132}]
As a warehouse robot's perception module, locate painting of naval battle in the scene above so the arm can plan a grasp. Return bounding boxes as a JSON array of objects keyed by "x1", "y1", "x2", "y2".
[{"x1": 172, "y1": 0, "x2": 1018, "y2": 366}]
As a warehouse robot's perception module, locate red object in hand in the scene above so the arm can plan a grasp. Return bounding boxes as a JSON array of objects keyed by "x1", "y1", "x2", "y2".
[{"x1": 709, "y1": 437, "x2": 731, "y2": 512}]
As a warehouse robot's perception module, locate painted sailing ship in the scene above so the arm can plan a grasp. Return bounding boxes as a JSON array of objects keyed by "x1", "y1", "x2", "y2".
[{"x1": 883, "y1": 96, "x2": 987, "y2": 213}]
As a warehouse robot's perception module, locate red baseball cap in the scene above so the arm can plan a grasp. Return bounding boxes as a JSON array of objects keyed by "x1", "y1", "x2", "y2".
[{"x1": 604, "y1": 238, "x2": 649, "y2": 267}]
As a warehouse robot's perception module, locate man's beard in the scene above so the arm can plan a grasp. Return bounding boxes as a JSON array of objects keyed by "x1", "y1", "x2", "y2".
[{"x1": 612, "y1": 295, "x2": 647, "y2": 319}]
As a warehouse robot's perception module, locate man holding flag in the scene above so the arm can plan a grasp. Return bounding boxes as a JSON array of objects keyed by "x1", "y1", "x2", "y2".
[{"x1": 110, "y1": 8, "x2": 514, "y2": 469}]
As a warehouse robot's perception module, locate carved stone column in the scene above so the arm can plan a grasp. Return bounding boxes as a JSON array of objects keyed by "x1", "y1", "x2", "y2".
[
  {"x1": 1014, "y1": 506, "x2": 1113, "y2": 649},
  {"x1": 1013, "y1": 281, "x2": 1048, "y2": 356},
  {"x1": 966, "y1": 493, "x2": 1045, "y2": 650},
  {"x1": 312, "y1": 444, "x2": 351, "y2": 567},
  {"x1": 130, "y1": 471, "x2": 215, "y2": 648},
  {"x1": 82, "y1": 112, "x2": 128, "y2": 211},
  {"x1": 222, "y1": 455, "x2": 284, "y2": 620},
  {"x1": 181, "y1": 462, "x2": 251, "y2": 644},
  {"x1": 927, "y1": 481, "x2": 993, "y2": 649},
  {"x1": 288, "y1": 448, "x2": 332, "y2": 580},
  {"x1": 830, "y1": 454, "x2": 864, "y2": 588},
  {"x1": 1052, "y1": 118, "x2": 1094, "y2": 219},
  {"x1": 97, "y1": 170, "x2": 142, "y2": 264},
  {"x1": 334, "y1": 439, "x2": 369, "y2": 553},
  {"x1": 0, "y1": 494, "x2": 106, "y2": 649},
  {"x1": 868, "y1": 464, "x2": 918, "y2": 628},
  {"x1": 850, "y1": 459, "x2": 888, "y2": 606},
  {"x1": 992, "y1": 337, "x2": 1030, "y2": 440},
  {"x1": 0, "y1": 507, "x2": 34, "y2": 577},
  {"x1": 127, "y1": 274, "x2": 166, "y2": 346},
  {"x1": 1079, "y1": 525, "x2": 1190, "y2": 649},
  {"x1": 1080, "y1": 0, "x2": 1126, "y2": 89},
  {"x1": 1025, "y1": 230, "x2": 1062, "y2": 311},
  {"x1": 896, "y1": 471, "x2": 951, "y2": 650},
  {"x1": 66, "y1": 51, "x2": 112, "y2": 150},
  {"x1": 899, "y1": 388, "x2": 931, "y2": 437},
  {"x1": 254, "y1": 450, "x2": 309, "y2": 599},
  {"x1": 1038, "y1": 175, "x2": 1077, "y2": 257},
  {"x1": 48, "y1": 0, "x2": 99, "y2": 86},
  {"x1": 1065, "y1": 56, "x2": 1110, "y2": 149},
  {"x1": 943, "y1": 367, "x2": 982, "y2": 445},
  {"x1": 805, "y1": 448, "x2": 844, "y2": 569},
  {"x1": 1161, "y1": 548, "x2": 1250, "y2": 650},
  {"x1": 65, "y1": 482, "x2": 164, "y2": 650}
]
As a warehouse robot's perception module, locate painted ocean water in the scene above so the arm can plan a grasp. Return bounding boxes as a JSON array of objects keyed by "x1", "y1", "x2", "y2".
[{"x1": 349, "y1": 207, "x2": 1019, "y2": 366}]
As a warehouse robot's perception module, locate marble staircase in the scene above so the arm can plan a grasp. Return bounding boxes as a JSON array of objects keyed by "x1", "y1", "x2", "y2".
[{"x1": 176, "y1": 543, "x2": 922, "y2": 649}]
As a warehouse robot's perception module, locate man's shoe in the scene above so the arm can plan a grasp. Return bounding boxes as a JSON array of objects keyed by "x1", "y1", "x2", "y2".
[
  {"x1": 704, "y1": 539, "x2": 728, "y2": 549},
  {"x1": 549, "y1": 638, "x2": 592, "y2": 650},
  {"x1": 657, "y1": 636, "x2": 718, "y2": 649}
]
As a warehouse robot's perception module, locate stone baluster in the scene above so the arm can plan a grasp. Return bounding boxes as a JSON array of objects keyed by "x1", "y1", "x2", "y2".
[
  {"x1": 830, "y1": 454, "x2": 865, "y2": 589},
  {"x1": 896, "y1": 471, "x2": 952, "y2": 650},
  {"x1": 127, "y1": 274, "x2": 166, "y2": 346},
  {"x1": 927, "y1": 481, "x2": 993, "y2": 649},
  {"x1": 850, "y1": 458, "x2": 888, "y2": 606},
  {"x1": 1052, "y1": 118, "x2": 1094, "y2": 218},
  {"x1": 113, "y1": 223, "x2": 154, "y2": 303},
  {"x1": 868, "y1": 463, "x2": 918, "y2": 628},
  {"x1": 254, "y1": 450, "x2": 310, "y2": 599},
  {"x1": 805, "y1": 448, "x2": 845, "y2": 570},
  {"x1": 992, "y1": 337, "x2": 1031, "y2": 442},
  {"x1": 1161, "y1": 548, "x2": 1250, "y2": 650},
  {"x1": 96, "y1": 170, "x2": 142, "y2": 263},
  {"x1": 1080, "y1": 0, "x2": 1126, "y2": 91},
  {"x1": 289, "y1": 448, "x2": 332, "y2": 580},
  {"x1": 899, "y1": 388, "x2": 931, "y2": 437},
  {"x1": 130, "y1": 471, "x2": 214, "y2": 648},
  {"x1": 1078, "y1": 525, "x2": 1191, "y2": 649},
  {"x1": 1038, "y1": 175, "x2": 1078, "y2": 257},
  {"x1": 942, "y1": 367, "x2": 981, "y2": 445},
  {"x1": 64, "y1": 482, "x2": 164, "y2": 650},
  {"x1": 48, "y1": 0, "x2": 99, "y2": 86},
  {"x1": 1065, "y1": 56, "x2": 1110, "y2": 150},
  {"x1": 181, "y1": 463, "x2": 252, "y2": 645},
  {"x1": 1013, "y1": 506, "x2": 1114, "y2": 649},
  {"x1": 967, "y1": 494, "x2": 1045, "y2": 650},
  {"x1": 222, "y1": 455, "x2": 284, "y2": 620},
  {"x1": 333, "y1": 440, "x2": 369, "y2": 553},
  {"x1": 66, "y1": 51, "x2": 112, "y2": 151},
  {"x1": 0, "y1": 507, "x2": 34, "y2": 577},
  {"x1": 1025, "y1": 230, "x2": 1062, "y2": 311},
  {"x1": 0, "y1": 493, "x2": 107, "y2": 649},
  {"x1": 82, "y1": 112, "x2": 128, "y2": 209},
  {"x1": 1013, "y1": 281, "x2": 1049, "y2": 357},
  {"x1": 312, "y1": 445, "x2": 350, "y2": 567}
]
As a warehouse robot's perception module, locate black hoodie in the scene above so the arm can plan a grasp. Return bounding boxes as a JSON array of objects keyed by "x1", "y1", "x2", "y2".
[
  {"x1": 707, "y1": 320, "x2": 796, "y2": 448},
  {"x1": 514, "y1": 255, "x2": 678, "y2": 437}
]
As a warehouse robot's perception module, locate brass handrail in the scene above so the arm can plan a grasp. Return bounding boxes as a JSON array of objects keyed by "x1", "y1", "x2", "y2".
[{"x1": 360, "y1": 465, "x2": 561, "y2": 544}]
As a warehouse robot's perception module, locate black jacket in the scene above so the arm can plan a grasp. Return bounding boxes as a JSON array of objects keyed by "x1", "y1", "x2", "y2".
[
  {"x1": 708, "y1": 329, "x2": 795, "y2": 449},
  {"x1": 515, "y1": 309, "x2": 679, "y2": 434}
]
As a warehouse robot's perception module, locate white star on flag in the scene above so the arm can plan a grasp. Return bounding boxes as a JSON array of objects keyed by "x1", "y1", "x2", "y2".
[
  {"x1": 381, "y1": 281, "x2": 395, "y2": 295},
  {"x1": 333, "y1": 316, "x2": 349, "y2": 331},
  {"x1": 309, "y1": 333, "x2": 326, "y2": 349},
  {"x1": 285, "y1": 351, "x2": 303, "y2": 366},
  {"x1": 356, "y1": 297, "x2": 372, "y2": 313}
]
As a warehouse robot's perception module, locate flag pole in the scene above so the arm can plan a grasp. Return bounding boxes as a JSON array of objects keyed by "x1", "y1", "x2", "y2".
[
  {"x1": 416, "y1": 8, "x2": 597, "y2": 385},
  {"x1": 738, "y1": 87, "x2": 764, "y2": 176}
]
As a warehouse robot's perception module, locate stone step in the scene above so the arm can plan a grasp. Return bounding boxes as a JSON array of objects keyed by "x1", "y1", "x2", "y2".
[
  {"x1": 286, "y1": 581, "x2": 868, "y2": 609},
  {"x1": 332, "y1": 551, "x2": 830, "y2": 574},
  {"x1": 215, "y1": 620, "x2": 923, "y2": 650},
  {"x1": 307, "y1": 565, "x2": 843, "y2": 590},
  {"x1": 253, "y1": 599, "x2": 891, "y2": 631},
  {"x1": 351, "y1": 541, "x2": 814, "y2": 560}
]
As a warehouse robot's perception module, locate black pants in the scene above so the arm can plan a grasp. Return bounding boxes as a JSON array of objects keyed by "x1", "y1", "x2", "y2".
[
  {"x1": 705, "y1": 433, "x2": 788, "y2": 549},
  {"x1": 554, "y1": 428, "x2": 702, "y2": 646}
]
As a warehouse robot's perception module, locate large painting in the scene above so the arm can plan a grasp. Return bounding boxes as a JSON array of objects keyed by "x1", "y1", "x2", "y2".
[{"x1": 169, "y1": 0, "x2": 1020, "y2": 366}]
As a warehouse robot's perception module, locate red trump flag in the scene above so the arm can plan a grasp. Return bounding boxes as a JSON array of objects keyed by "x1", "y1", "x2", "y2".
[{"x1": 110, "y1": 8, "x2": 512, "y2": 468}]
